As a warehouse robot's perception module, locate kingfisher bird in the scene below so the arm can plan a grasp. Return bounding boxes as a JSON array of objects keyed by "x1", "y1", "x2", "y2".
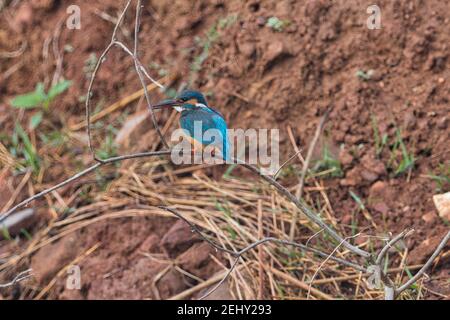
[{"x1": 154, "y1": 90, "x2": 230, "y2": 162}]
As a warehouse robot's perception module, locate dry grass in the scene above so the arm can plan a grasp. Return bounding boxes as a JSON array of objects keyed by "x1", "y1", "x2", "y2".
[{"x1": 0, "y1": 153, "x2": 431, "y2": 300}]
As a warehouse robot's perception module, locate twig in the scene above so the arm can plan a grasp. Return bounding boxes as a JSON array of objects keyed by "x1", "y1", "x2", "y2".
[
  {"x1": 236, "y1": 158, "x2": 371, "y2": 258},
  {"x1": 84, "y1": 0, "x2": 167, "y2": 163},
  {"x1": 395, "y1": 230, "x2": 450, "y2": 297},
  {"x1": 270, "y1": 267, "x2": 333, "y2": 300},
  {"x1": 289, "y1": 109, "x2": 330, "y2": 241},
  {"x1": 307, "y1": 233, "x2": 361, "y2": 299},
  {"x1": 199, "y1": 257, "x2": 240, "y2": 300},
  {"x1": 0, "y1": 150, "x2": 171, "y2": 224},
  {"x1": 168, "y1": 268, "x2": 232, "y2": 300},
  {"x1": 0, "y1": 40, "x2": 27, "y2": 59},
  {"x1": 158, "y1": 206, "x2": 236, "y2": 255},
  {"x1": 273, "y1": 150, "x2": 303, "y2": 180},
  {"x1": 157, "y1": 207, "x2": 366, "y2": 272},
  {"x1": 0, "y1": 269, "x2": 32, "y2": 288},
  {"x1": 376, "y1": 229, "x2": 413, "y2": 265}
]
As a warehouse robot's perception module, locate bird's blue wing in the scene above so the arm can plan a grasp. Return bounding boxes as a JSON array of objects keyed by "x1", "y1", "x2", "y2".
[
  {"x1": 211, "y1": 113, "x2": 230, "y2": 161},
  {"x1": 180, "y1": 109, "x2": 230, "y2": 161}
]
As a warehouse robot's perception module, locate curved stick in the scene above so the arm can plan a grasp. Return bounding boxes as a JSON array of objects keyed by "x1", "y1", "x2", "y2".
[
  {"x1": 395, "y1": 230, "x2": 450, "y2": 296},
  {"x1": 0, "y1": 150, "x2": 171, "y2": 223}
]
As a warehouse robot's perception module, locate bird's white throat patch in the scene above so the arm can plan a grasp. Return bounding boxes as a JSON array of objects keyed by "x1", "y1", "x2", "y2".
[{"x1": 195, "y1": 103, "x2": 208, "y2": 109}]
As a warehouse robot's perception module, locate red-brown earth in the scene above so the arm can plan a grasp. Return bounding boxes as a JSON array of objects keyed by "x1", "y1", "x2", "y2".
[{"x1": 0, "y1": 0, "x2": 449, "y2": 299}]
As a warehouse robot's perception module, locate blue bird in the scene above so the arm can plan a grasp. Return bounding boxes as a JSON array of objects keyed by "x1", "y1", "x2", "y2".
[{"x1": 154, "y1": 90, "x2": 230, "y2": 162}]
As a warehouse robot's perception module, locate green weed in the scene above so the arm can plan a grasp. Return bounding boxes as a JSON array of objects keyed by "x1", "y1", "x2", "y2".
[
  {"x1": 371, "y1": 115, "x2": 388, "y2": 157},
  {"x1": 312, "y1": 145, "x2": 343, "y2": 178},
  {"x1": 10, "y1": 80, "x2": 72, "y2": 131},
  {"x1": 388, "y1": 129, "x2": 415, "y2": 176},
  {"x1": 266, "y1": 17, "x2": 289, "y2": 32},
  {"x1": 11, "y1": 122, "x2": 40, "y2": 173}
]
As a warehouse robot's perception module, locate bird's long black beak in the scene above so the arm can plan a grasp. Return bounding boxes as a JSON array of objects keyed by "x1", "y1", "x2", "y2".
[{"x1": 152, "y1": 99, "x2": 180, "y2": 110}]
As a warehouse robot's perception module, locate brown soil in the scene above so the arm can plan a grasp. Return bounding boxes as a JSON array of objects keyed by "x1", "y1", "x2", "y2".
[{"x1": 0, "y1": 0, "x2": 449, "y2": 299}]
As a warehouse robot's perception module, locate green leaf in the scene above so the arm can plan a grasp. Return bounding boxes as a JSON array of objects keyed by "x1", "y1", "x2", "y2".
[
  {"x1": 29, "y1": 111, "x2": 43, "y2": 130},
  {"x1": 47, "y1": 80, "x2": 72, "y2": 101},
  {"x1": 10, "y1": 83, "x2": 47, "y2": 109}
]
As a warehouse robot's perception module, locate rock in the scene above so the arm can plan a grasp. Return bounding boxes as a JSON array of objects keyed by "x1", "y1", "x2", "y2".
[
  {"x1": 238, "y1": 42, "x2": 256, "y2": 58},
  {"x1": 340, "y1": 167, "x2": 361, "y2": 186},
  {"x1": 403, "y1": 111, "x2": 416, "y2": 130},
  {"x1": 361, "y1": 154, "x2": 386, "y2": 181},
  {"x1": 158, "y1": 268, "x2": 188, "y2": 298},
  {"x1": 262, "y1": 40, "x2": 292, "y2": 72},
  {"x1": 31, "y1": 235, "x2": 79, "y2": 284},
  {"x1": 373, "y1": 202, "x2": 389, "y2": 215},
  {"x1": 160, "y1": 220, "x2": 199, "y2": 254},
  {"x1": 139, "y1": 234, "x2": 160, "y2": 253},
  {"x1": 436, "y1": 117, "x2": 448, "y2": 130},
  {"x1": 339, "y1": 149, "x2": 354, "y2": 166},
  {"x1": 177, "y1": 242, "x2": 217, "y2": 278},
  {"x1": 422, "y1": 211, "x2": 437, "y2": 224},
  {"x1": 433, "y1": 192, "x2": 450, "y2": 220},
  {"x1": 361, "y1": 169, "x2": 379, "y2": 183},
  {"x1": 369, "y1": 181, "x2": 389, "y2": 198},
  {"x1": 409, "y1": 234, "x2": 447, "y2": 264},
  {"x1": 0, "y1": 209, "x2": 37, "y2": 238}
]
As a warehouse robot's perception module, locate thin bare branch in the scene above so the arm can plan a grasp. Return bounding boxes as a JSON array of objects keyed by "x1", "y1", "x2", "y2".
[
  {"x1": 199, "y1": 257, "x2": 240, "y2": 300},
  {"x1": 307, "y1": 233, "x2": 361, "y2": 299},
  {"x1": 0, "y1": 269, "x2": 32, "y2": 288},
  {"x1": 289, "y1": 109, "x2": 330, "y2": 241},
  {"x1": 376, "y1": 228, "x2": 414, "y2": 265},
  {"x1": 0, "y1": 150, "x2": 171, "y2": 224},
  {"x1": 235, "y1": 158, "x2": 371, "y2": 258},
  {"x1": 85, "y1": 0, "x2": 168, "y2": 163},
  {"x1": 273, "y1": 150, "x2": 303, "y2": 180},
  {"x1": 158, "y1": 207, "x2": 365, "y2": 271},
  {"x1": 395, "y1": 230, "x2": 450, "y2": 296}
]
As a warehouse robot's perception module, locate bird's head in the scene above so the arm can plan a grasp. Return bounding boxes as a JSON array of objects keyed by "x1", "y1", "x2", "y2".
[{"x1": 154, "y1": 90, "x2": 208, "y2": 112}]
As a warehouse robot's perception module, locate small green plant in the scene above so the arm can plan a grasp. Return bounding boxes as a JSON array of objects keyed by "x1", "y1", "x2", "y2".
[
  {"x1": 11, "y1": 122, "x2": 40, "y2": 173},
  {"x1": 388, "y1": 129, "x2": 415, "y2": 176},
  {"x1": 371, "y1": 115, "x2": 388, "y2": 157},
  {"x1": 312, "y1": 145, "x2": 344, "y2": 178},
  {"x1": 10, "y1": 80, "x2": 72, "y2": 130},
  {"x1": 356, "y1": 69, "x2": 374, "y2": 80},
  {"x1": 425, "y1": 163, "x2": 450, "y2": 192},
  {"x1": 266, "y1": 16, "x2": 288, "y2": 32},
  {"x1": 39, "y1": 130, "x2": 69, "y2": 148},
  {"x1": 83, "y1": 53, "x2": 98, "y2": 79},
  {"x1": 11, "y1": 80, "x2": 72, "y2": 111},
  {"x1": 95, "y1": 125, "x2": 118, "y2": 160}
]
